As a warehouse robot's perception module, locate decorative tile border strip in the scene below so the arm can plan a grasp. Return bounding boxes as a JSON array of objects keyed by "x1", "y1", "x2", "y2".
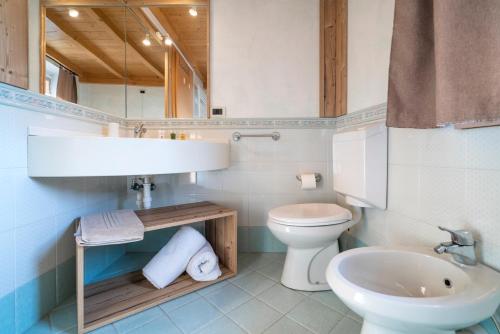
[
  {"x1": 334, "y1": 103, "x2": 387, "y2": 129},
  {"x1": 0, "y1": 83, "x2": 386, "y2": 129},
  {"x1": 0, "y1": 83, "x2": 124, "y2": 125}
]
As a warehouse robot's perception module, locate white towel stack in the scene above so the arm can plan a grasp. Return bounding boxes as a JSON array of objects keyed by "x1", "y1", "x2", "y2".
[
  {"x1": 75, "y1": 210, "x2": 144, "y2": 246},
  {"x1": 142, "y1": 226, "x2": 222, "y2": 289}
]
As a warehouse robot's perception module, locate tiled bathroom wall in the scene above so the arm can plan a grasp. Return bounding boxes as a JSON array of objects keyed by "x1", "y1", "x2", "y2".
[
  {"x1": 344, "y1": 125, "x2": 500, "y2": 271},
  {"x1": 0, "y1": 105, "x2": 129, "y2": 333},
  {"x1": 123, "y1": 128, "x2": 337, "y2": 253}
]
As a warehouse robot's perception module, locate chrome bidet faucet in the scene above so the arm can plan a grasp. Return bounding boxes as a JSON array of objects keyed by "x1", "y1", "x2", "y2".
[{"x1": 434, "y1": 226, "x2": 477, "y2": 265}]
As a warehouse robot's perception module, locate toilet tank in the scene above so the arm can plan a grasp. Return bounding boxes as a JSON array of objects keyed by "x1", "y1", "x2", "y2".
[{"x1": 332, "y1": 122, "x2": 387, "y2": 209}]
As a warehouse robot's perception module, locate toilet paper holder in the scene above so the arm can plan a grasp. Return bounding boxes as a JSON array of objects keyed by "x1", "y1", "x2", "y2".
[{"x1": 296, "y1": 173, "x2": 322, "y2": 183}]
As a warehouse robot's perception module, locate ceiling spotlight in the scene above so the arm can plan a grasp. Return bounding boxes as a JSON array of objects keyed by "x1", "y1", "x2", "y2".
[
  {"x1": 68, "y1": 9, "x2": 79, "y2": 18},
  {"x1": 189, "y1": 7, "x2": 198, "y2": 17},
  {"x1": 164, "y1": 36, "x2": 173, "y2": 46},
  {"x1": 142, "y1": 34, "x2": 151, "y2": 46}
]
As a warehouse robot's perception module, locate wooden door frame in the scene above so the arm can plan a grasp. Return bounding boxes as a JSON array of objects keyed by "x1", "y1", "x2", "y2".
[{"x1": 320, "y1": 0, "x2": 347, "y2": 118}]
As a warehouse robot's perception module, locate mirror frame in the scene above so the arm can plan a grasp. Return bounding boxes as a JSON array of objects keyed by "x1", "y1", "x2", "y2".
[{"x1": 39, "y1": 0, "x2": 210, "y2": 119}]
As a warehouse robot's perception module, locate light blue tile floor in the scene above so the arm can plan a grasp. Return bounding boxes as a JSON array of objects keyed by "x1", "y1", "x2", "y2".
[{"x1": 26, "y1": 252, "x2": 497, "y2": 334}]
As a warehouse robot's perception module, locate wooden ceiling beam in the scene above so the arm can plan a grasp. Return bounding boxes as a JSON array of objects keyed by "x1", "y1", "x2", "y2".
[
  {"x1": 149, "y1": 7, "x2": 206, "y2": 83},
  {"x1": 128, "y1": 8, "x2": 164, "y2": 46},
  {"x1": 45, "y1": 14, "x2": 125, "y2": 79},
  {"x1": 86, "y1": 8, "x2": 164, "y2": 79},
  {"x1": 46, "y1": 45, "x2": 85, "y2": 77},
  {"x1": 81, "y1": 76, "x2": 163, "y2": 86}
]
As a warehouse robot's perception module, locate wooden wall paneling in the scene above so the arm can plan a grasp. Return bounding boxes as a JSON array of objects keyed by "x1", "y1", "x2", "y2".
[
  {"x1": 40, "y1": 5, "x2": 46, "y2": 94},
  {"x1": 320, "y1": 0, "x2": 347, "y2": 118},
  {"x1": 164, "y1": 50, "x2": 170, "y2": 117},
  {"x1": 335, "y1": 0, "x2": 347, "y2": 117},
  {"x1": 0, "y1": 0, "x2": 29, "y2": 89}
]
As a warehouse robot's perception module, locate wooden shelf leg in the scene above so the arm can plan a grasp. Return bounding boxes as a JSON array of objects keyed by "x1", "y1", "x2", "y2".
[{"x1": 76, "y1": 244, "x2": 84, "y2": 334}]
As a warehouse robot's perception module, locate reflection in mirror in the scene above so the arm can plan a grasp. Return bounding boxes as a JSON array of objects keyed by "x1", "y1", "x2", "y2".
[
  {"x1": 42, "y1": 4, "x2": 208, "y2": 120},
  {"x1": 44, "y1": 7, "x2": 127, "y2": 114}
]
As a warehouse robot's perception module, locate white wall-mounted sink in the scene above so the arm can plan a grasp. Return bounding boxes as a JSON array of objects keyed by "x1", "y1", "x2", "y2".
[
  {"x1": 28, "y1": 135, "x2": 230, "y2": 177},
  {"x1": 326, "y1": 246, "x2": 500, "y2": 334}
]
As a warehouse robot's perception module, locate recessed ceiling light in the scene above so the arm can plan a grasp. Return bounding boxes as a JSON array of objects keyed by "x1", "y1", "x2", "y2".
[
  {"x1": 142, "y1": 34, "x2": 151, "y2": 46},
  {"x1": 68, "y1": 9, "x2": 79, "y2": 18},
  {"x1": 164, "y1": 36, "x2": 173, "y2": 46},
  {"x1": 189, "y1": 8, "x2": 198, "y2": 17}
]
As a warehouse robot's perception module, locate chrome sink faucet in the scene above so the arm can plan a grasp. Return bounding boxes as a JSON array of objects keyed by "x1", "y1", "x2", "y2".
[
  {"x1": 434, "y1": 226, "x2": 477, "y2": 265},
  {"x1": 134, "y1": 123, "x2": 147, "y2": 138}
]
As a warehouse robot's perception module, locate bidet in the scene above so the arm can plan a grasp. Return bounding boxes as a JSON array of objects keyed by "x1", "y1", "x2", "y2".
[{"x1": 326, "y1": 246, "x2": 500, "y2": 334}]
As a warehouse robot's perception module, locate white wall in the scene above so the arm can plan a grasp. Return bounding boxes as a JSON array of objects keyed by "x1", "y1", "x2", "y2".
[
  {"x1": 0, "y1": 97, "x2": 128, "y2": 332},
  {"x1": 347, "y1": 0, "x2": 394, "y2": 113},
  {"x1": 211, "y1": 0, "x2": 320, "y2": 118},
  {"x1": 135, "y1": 127, "x2": 337, "y2": 252},
  {"x1": 78, "y1": 84, "x2": 165, "y2": 119},
  {"x1": 346, "y1": 126, "x2": 500, "y2": 270},
  {"x1": 341, "y1": 0, "x2": 500, "y2": 270}
]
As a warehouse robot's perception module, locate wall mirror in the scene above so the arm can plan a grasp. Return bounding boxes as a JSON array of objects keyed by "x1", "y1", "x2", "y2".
[{"x1": 40, "y1": 1, "x2": 209, "y2": 119}]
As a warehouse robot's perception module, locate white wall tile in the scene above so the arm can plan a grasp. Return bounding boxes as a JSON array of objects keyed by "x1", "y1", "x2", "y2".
[
  {"x1": 465, "y1": 169, "x2": 500, "y2": 247},
  {"x1": 357, "y1": 126, "x2": 500, "y2": 270},
  {"x1": 0, "y1": 109, "x2": 16, "y2": 169},
  {"x1": 387, "y1": 164, "x2": 420, "y2": 219},
  {"x1": 15, "y1": 217, "x2": 56, "y2": 285},
  {"x1": 14, "y1": 168, "x2": 56, "y2": 228},
  {"x1": 466, "y1": 126, "x2": 500, "y2": 170},
  {"x1": 0, "y1": 229, "x2": 15, "y2": 298},
  {"x1": 419, "y1": 167, "x2": 466, "y2": 228},
  {"x1": 388, "y1": 128, "x2": 423, "y2": 166},
  {"x1": 420, "y1": 127, "x2": 467, "y2": 168},
  {"x1": 0, "y1": 169, "x2": 15, "y2": 232}
]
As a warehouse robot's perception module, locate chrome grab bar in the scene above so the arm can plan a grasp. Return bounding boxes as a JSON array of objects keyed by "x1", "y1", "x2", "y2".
[{"x1": 232, "y1": 131, "x2": 280, "y2": 142}]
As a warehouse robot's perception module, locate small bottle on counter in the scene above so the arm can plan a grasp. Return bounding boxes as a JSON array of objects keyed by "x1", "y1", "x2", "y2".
[
  {"x1": 179, "y1": 132, "x2": 187, "y2": 140},
  {"x1": 170, "y1": 131, "x2": 176, "y2": 140}
]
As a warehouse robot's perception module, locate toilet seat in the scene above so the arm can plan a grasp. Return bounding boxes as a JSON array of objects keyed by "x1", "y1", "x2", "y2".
[{"x1": 268, "y1": 203, "x2": 352, "y2": 227}]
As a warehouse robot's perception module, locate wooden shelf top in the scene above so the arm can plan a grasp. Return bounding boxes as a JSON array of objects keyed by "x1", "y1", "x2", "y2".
[{"x1": 135, "y1": 201, "x2": 237, "y2": 232}]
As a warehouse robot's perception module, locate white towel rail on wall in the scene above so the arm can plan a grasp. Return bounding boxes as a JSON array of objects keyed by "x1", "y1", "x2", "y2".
[{"x1": 232, "y1": 131, "x2": 280, "y2": 141}]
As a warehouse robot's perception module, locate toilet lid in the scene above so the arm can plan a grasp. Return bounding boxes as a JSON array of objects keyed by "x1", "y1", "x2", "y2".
[{"x1": 268, "y1": 203, "x2": 352, "y2": 227}]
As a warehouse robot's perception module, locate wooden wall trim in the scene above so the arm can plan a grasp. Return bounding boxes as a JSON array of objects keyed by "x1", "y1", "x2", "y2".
[
  {"x1": 320, "y1": 0, "x2": 347, "y2": 118},
  {"x1": 39, "y1": 5, "x2": 46, "y2": 94}
]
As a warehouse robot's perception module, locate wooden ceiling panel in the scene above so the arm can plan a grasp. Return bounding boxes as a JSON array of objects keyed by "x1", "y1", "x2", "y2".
[{"x1": 45, "y1": 5, "x2": 207, "y2": 86}]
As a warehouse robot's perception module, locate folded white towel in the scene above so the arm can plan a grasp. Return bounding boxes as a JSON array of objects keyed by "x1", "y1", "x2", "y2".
[
  {"x1": 75, "y1": 210, "x2": 144, "y2": 246},
  {"x1": 186, "y1": 243, "x2": 222, "y2": 282},
  {"x1": 143, "y1": 226, "x2": 207, "y2": 289}
]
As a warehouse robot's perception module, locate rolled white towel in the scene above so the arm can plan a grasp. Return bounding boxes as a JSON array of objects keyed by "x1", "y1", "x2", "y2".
[
  {"x1": 186, "y1": 243, "x2": 222, "y2": 282},
  {"x1": 143, "y1": 226, "x2": 206, "y2": 289}
]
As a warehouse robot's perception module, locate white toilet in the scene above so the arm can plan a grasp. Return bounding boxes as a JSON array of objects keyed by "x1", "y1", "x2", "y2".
[{"x1": 267, "y1": 122, "x2": 388, "y2": 291}]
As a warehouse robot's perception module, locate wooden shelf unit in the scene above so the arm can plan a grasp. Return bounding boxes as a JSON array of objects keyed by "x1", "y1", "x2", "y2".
[{"x1": 76, "y1": 202, "x2": 238, "y2": 334}]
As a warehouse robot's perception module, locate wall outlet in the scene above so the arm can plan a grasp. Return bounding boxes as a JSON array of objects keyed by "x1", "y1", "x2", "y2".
[{"x1": 211, "y1": 106, "x2": 226, "y2": 118}]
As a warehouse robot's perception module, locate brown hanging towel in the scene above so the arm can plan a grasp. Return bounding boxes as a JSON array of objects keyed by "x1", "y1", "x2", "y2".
[
  {"x1": 387, "y1": 0, "x2": 500, "y2": 129},
  {"x1": 56, "y1": 66, "x2": 78, "y2": 104}
]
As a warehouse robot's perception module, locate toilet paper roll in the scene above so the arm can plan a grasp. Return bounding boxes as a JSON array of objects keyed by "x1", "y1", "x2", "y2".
[
  {"x1": 108, "y1": 123, "x2": 120, "y2": 137},
  {"x1": 300, "y1": 173, "x2": 317, "y2": 190}
]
